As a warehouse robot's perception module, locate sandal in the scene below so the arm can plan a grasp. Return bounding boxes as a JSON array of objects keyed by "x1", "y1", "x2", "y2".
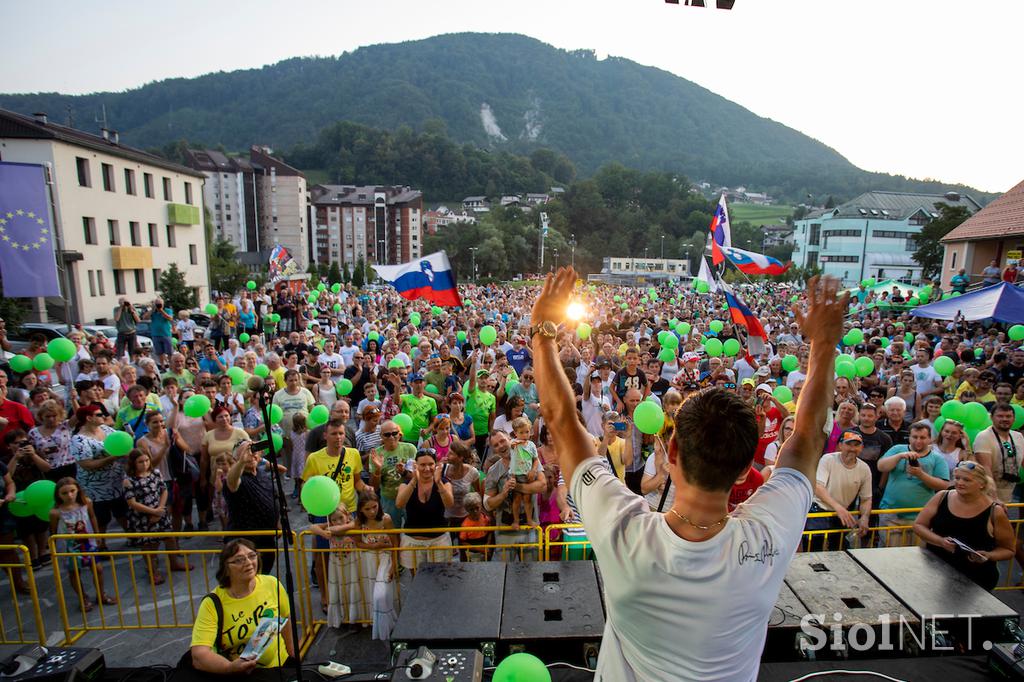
[
  {"x1": 101, "y1": 595, "x2": 118, "y2": 605},
  {"x1": 170, "y1": 562, "x2": 194, "y2": 572},
  {"x1": 151, "y1": 574, "x2": 166, "y2": 586},
  {"x1": 82, "y1": 600, "x2": 94, "y2": 613}
]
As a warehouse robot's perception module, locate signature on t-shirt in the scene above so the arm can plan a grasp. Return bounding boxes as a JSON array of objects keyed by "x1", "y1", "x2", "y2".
[{"x1": 737, "y1": 537, "x2": 780, "y2": 566}]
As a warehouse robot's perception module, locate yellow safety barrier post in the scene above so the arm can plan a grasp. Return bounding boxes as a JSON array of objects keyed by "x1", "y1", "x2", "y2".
[
  {"x1": 48, "y1": 530, "x2": 296, "y2": 645},
  {"x1": 0, "y1": 544, "x2": 46, "y2": 645}
]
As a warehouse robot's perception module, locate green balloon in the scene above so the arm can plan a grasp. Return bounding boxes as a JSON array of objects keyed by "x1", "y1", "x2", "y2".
[
  {"x1": 723, "y1": 338, "x2": 741, "y2": 357},
  {"x1": 577, "y1": 323, "x2": 592, "y2": 340},
  {"x1": 205, "y1": 303, "x2": 218, "y2": 315},
  {"x1": 845, "y1": 328, "x2": 864, "y2": 346},
  {"x1": 493, "y1": 653, "x2": 551, "y2": 682},
  {"x1": 457, "y1": 330, "x2": 468, "y2": 343},
  {"x1": 695, "y1": 280, "x2": 710, "y2": 294},
  {"x1": 782, "y1": 355, "x2": 798, "y2": 372},
  {"x1": 880, "y1": 337, "x2": 890, "y2": 348},
  {"x1": 410, "y1": 335, "x2": 420, "y2": 346},
  {"x1": 431, "y1": 306, "x2": 443, "y2": 315},
  {"x1": 480, "y1": 325, "x2": 497, "y2": 346},
  {"x1": 704, "y1": 338, "x2": 723, "y2": 357},
  {"x1": 226, "y1": 367, "x2": 245, "y2": 386},
  {"x1": 662, "y1": 333, "x2": 679, "y2": 350},
  {"x1": 10, "y1": 355, "x2": 32, "y2": 373},
  {"x1": 1009, "y1": 325, "x2": 1024, "y2": 341},
  {"x1": 963, "y1": 401, "x2": 991, "y2": 430},
  {"x1": 393, "y1": 413, "x2": 415, "y2": 440},
  {"x1": 1013, "y1": 404, "x2": 1024, "y2": 430},
  {"x1": 621, "y1": 302, "x2": 628, "y2": 310},
  {"x1": 269, "y1": 404, "x2": 284, "y2": 425},
  {"x1": 633, "y1": 400, "x2": 666, "y2": 435},
  {"x1": 425, "y1": 383, "x2": 440, "y2": 395},
  {"x1": 836, "y1": 362, "x2": 856, "y2": 380},
  {"x1": 246, "y1": 280, "x2": 257, "y2": 290},
  {"x1": 183, "y1": 394, "x2": 212, "y2": 418},
  {"x1": 904, "y1": 332, "x2": 914, "y2": 344},
  {"x1": 8, "y1": 494, "x2": 33, "y2": 518},
  {"x1": 975, "y1": 347, "x2": 985, "y2": 358},
  {"x1": 657, "y1": 347, "x2": 675, "y2": 363},
  {"x1": 336, "y1": 378, "x2": 353, "y2": 396},
  {"x1": 388, "y1": 358, "x2": 406, "y2": 369},
  {"x1": 854, "y1": 356, "x2": 875, "y2": 377},
  {"x1": 239, "y1": 332, "x2": 251, "y2": 343},
  {"x1": 300, "y1": 475, "x2": 341, "y2": 517},
  {"x1": 369, "y1": 331, "x2": 380, "y2": 341},
  {"x1": 24, "y1": 479, "x2": 56, "y2": 515},
  {"x1": 104, "y1": 430, "x2": 134, "y2": 457},
  {"x1": 271, "y1": 432, "x2": 284, "y2": 453},
  {"x1": 333, "y1": 303, "x2": 342, "y2": 312},
  {"x1": 941, "y1": 400, "x2": 967, "y2": 422},
  {"x1": 317, "y1": 282, "x2": 327, "y2": 292},
  {"x1": 709, "y1": 320, "x2": 724, "y2": 333},
  {"x1": 331, "y1": 283, "x2": 342, "y2": 293},
  {"x1": 32, "y1": 353, "x2": 54, "y2": 371},
  {"x1": 47, "y1": 337, "x2": 77, "y2": 362},
  {"x1": 676, "y1": 322, "x2": 691, "y2": 336},
  {"x1": 410, "y1": 313, "x2": 421, "y2": 326},
  {"x1": 310, "y1": 309, "x2": 318, "y2": 318},
  {"x1": 933, "y1": 355, "x2": 955, "y2": 376},
  {"x1": 308, "y1": 404, "x2": 330, "y2": 427},
  {"x1": 614, "y1": 295, "x2": 621, "y2": 302},
  {"x1": 254, "y1": 364, "x2": 270, "y2": 378},
  {"x1": 773, "y1": 386, "x2": 793, "y2": 403},
  {"x1": 907, "y1": 297, "x2": 919, "y2": 306},
  {"x1": 271, "y1": 313, "x2": 281, "y2": 324}
]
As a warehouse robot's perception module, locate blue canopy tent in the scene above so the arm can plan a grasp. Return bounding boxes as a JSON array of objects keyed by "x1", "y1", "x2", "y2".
[{"x1": 911, "y1": 283, "x2": 1024, "y2": 323}]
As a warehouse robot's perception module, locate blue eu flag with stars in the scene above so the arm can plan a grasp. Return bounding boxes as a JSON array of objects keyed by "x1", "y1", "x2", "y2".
[{"x1": 0, "y1": 162, "x2": 61, "y2": 297}]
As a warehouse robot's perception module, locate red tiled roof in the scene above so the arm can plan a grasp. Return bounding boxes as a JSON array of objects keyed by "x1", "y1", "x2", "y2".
[{"x1": 942, "y1": 178, "x2": 1024, "y2": 242}]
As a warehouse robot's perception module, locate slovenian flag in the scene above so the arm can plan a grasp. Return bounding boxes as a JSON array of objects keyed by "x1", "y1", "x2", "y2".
[
  {"x1": 374, "y1": 251, "x2": 463, "y2": 307},
  {"x1": 721, "y1": 245, "x2": 790, "y2": 276},
  {"x1": 708, "y1": 194, "x2": 732, "y2": 266},
  {"x1": 721, "y1": 281, "x2": 767, "y2": 355}
]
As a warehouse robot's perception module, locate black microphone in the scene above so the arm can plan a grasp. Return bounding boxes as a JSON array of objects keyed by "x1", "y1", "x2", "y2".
[{"x1": 247, "y1": 375, "x2": 267, "y2": 393}]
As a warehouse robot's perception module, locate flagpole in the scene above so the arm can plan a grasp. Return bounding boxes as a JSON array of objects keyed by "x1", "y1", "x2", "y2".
[{"x1": 44, "y1": 163, "x2": 74, "y2": 331}]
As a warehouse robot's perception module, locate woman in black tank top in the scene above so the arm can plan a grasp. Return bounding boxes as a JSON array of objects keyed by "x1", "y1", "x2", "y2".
[
  {"x1": 396, "y1": 449, "x2": 454, "y2": 539},
  {"x1": 912, "y1": 462, "x2": 1015, "y2": 590}
]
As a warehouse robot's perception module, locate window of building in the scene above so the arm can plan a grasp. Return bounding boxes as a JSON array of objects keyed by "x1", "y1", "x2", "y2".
[
  {"x1": 114, "y1": 270, "x2": 125, "y2": 295},
  {"x1": 108, "y1": 220, "x2": 120, "y2": 245},
  {"x1": 808, "y1": 223, "x2": 821, "y2": 247},
  {"x1": 83, "y1": 217, "x2": 97, "y2": 245},
  {"x1": 823, "y1": 229, "x2": 862, "y2": 238},
  {"x1": 76, "y1": 157, "x2": 91, "y2": 187},
  {"x1": 908, "y1": 212, "x2": 929, "y2": 226},
  {"x1": 872, "y1": 230, "x2": 907, "y2": 239},
  {"x1": 101, "y1": 163, "x2": 115, "y2": 192},
  {"x1": 189, "y1": 244, "x2": 197, "y2": 265},
  {"x1": 184, "y1": 182, "x2": 193, "y2": 205},
  {"x1": 166, "y1": 225, "x2": 176, "y2": 247},
  {"x1": 129, "y1": 221, "x2": 141, "y2": 246},
  {"x1": 951, "y1": 251, "x2": 958, "y2": 270},
  {"x1": 152, "y1": 268, "x2": 162, "y2": 290},
  {"x1": 87, "y1": 270, "x2": 96, "y2": 297},
  {"x1": 148, "y1": 223, "x2": 158, "y2": 246},
  {"x1": 906, "y1": 237, "x2": 917, "y2": 251},
  {"x1": 162, "y1": 177, "x2": 172, "y2": 201},
  {"x1": 96, "y1": 270, "x2": 105, "y2": 296},
  {"x1": 226, "y1": 214, "x2": 231, "y2": 221},
  {"x1": 124, "y1": 168, "x2": 136, "y2": 195},
  {"x1": 807, "y1": 251, "x2": 819, "y2": 269},
  {"x1": 143, "y1": 173, "x2": 154, "y2": 198},
  {"x1": 820, "y1": 255, "x2": 859, "y2": 263},
  {"x1": 134, "y1": 269, "x2": 145, "y2": 293}
]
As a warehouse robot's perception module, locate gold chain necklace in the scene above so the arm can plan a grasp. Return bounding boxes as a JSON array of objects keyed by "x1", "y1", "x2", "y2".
[{"x1": 669, "y1": 507, "x2": 729, "y2": 532}]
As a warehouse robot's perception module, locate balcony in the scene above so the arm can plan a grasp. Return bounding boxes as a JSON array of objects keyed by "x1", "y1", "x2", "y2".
[
  {"x1": 167, "y1": 203, "x2": 201, "y2": 225},
  {"x1": 111, "y1": 246, "x2": 153, "y2": 269}
]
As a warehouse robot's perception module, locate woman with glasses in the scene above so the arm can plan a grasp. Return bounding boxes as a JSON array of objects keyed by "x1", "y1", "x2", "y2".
[
  {"x1": 189, "y1": 539, "x2": 294, "y2": 672},
  {"x1": 912, "y1": 462, "x2": 1015, "y2": 591}
]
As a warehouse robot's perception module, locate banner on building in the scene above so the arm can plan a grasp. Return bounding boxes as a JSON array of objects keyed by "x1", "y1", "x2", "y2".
[
  {"x1": 0, "y1": 162, "x2": 61, "y2": 297},
  {"x1": 268, "y1": 244, "x2": 299, "y2": 282}
]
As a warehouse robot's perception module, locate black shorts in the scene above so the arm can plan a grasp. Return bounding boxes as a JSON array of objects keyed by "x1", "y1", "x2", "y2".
[{"x1": 93, "y1": 496, "x2": 128, "y2": 527}]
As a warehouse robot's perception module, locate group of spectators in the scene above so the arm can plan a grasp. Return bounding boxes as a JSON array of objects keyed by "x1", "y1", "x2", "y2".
[{"x1": 1, "y1": 273, "x2": 1023, "y2": 667}]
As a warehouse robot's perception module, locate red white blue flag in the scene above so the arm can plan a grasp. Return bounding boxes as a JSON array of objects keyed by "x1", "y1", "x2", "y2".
[
  {"x1": 374, "y1": 250, "x2": 462, "y2": 307},
  {"x1": 721, "y1": 245, "x2": 790, "y2": 276},
  {"x1": 708, "y1": 194, "x2": 732, "y2": 266},
  {"x1": 721, "y1": 281, "x2": 767, "y2": 355}
]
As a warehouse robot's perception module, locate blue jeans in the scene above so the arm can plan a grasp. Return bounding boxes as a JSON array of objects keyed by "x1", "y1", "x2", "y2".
[{"x1": 382, "y1": 496, "x2": 405, "y2": 530}]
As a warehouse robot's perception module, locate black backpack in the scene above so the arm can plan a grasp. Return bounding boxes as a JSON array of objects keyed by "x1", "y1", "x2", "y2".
[{"x1": 176, "y1": 593, "x2": 224, "y2": 669}]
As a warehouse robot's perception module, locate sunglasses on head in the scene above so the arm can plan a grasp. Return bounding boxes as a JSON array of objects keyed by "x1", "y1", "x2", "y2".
[{"x1": 956, "y1": 461, "x2": 978, "y2": 470}]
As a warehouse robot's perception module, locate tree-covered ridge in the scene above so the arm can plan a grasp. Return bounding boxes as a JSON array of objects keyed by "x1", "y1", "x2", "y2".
[{"x1": 0, "y1": 33, "x2": 993, "y2": 203}]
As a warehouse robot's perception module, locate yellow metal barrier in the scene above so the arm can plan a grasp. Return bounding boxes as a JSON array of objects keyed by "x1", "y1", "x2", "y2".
[
  {"x1": 0, "y1": 544, "x2": 46, "y2": 645},
  {"x1": 46, "y1": 530, "x2": 314, "y2": 647},
  {"x1": 296, "y1": 525, "x2": 542, "y2": 628}
]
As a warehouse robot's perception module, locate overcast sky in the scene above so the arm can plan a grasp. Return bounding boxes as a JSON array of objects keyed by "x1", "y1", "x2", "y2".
[{"x1": 2, "y1": 0, "x2": 1020, "y2": 193}]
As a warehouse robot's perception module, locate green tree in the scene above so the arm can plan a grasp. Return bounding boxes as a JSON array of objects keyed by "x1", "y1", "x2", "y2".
[
  {"x1": 352, "y1": 257, "x2": 366, "y2": 288},
  {"x1": 913, "y1": 204, "x2": 972, "y2": 279},
  {"x1": 307, "y1": 260, "x2": 319, "y2": 281},
  {"x1": 328, "y1": 261, "x2": 341, "y2": 284},
  {"x1": 158, "y1": 263, "x2": 197, "y2": 314},
  {"x1": 0, "y1": 276, "x2": 29, "y2": 331},
  {"x1": 342, "y1": 262, "x2": 351, "y2": 284},
  {"x1": 208, "y1": 237, "x2": 249, "y2": 294}
]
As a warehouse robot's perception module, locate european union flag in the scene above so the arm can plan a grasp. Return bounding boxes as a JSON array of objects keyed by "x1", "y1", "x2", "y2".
[{"x1": 0, "y1": 162, "x2": 61, "y2": 297}]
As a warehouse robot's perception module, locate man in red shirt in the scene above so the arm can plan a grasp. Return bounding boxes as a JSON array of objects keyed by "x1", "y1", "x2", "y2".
[
  {"x1": 753, "y1": 383, "x2": 789, "y2": 467},
  {"x1": 0, "y1": 382, "x2": 34, "y2": 452}
]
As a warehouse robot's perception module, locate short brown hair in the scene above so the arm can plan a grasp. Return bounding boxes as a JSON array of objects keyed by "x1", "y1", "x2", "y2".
[
  {"x1": 674, "y1": 388, "x2": 758, "y2": 492},
  {"x1": 216, "y1": 539, "x2": 257, "y2": 587}
]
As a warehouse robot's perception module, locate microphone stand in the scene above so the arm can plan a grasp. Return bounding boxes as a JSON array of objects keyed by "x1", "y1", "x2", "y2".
[{"x1": 256, "y1": 385, "x2": 304, "y2": 682}]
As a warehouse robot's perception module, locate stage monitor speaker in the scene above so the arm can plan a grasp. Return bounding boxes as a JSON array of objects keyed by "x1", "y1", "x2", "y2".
[
  {"x1": 0, "y1": 646, "x2": 105, "y2": 682},
  {"x1": 390, "y1": 649, "x2": 482, "y2": 682},
  {"x1": 989, "y1": 642, "x2": 1024, "y2": 680}
]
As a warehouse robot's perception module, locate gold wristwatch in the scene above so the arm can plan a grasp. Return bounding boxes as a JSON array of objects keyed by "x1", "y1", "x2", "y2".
[{"x1": 530, "y1": 320, "x2": 558, "y2": 339}]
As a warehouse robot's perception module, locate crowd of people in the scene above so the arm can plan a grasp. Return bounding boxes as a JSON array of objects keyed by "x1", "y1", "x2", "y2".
[{"x1": 1, "y1": 273, "x2": 1023, "y2": 666}]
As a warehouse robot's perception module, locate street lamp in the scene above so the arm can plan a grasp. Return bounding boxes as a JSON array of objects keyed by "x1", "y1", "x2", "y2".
[
  {"x1": 468, "y1": 247, "x2": 478, "y2": 282},
  {"x1": 660, "y1": 234, "x2": 665, "y2": 260},
  {"x1": 570, "y1": 233, "x2": 576, "y2": 269},
  {"x1": 553, "y1": 248, "x2": 559, "y2": 270}
]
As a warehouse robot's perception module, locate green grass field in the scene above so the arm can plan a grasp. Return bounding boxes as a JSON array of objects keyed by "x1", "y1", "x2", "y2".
[{"x1": 729, "y1": 203, "x2": 793, "y2": 225}]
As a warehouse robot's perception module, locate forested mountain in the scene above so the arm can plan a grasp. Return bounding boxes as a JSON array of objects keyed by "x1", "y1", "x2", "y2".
[{"x1": 0, "y1": 33, "x2": 990, "y2": 202}]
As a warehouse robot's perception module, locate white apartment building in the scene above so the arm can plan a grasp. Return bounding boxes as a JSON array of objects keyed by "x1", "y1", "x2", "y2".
[
  {"x1": 310, "y1": 185, "x2": 423, "y2": 267},
  {"x1": 0, "y1": 109, "x2": 210, "y2": 324},
  {"x1": 250, "y1": 146, "x2": 309, "y2": 270}
]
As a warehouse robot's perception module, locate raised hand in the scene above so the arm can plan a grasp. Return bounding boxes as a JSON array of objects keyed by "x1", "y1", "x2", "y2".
[{"x1": 531, "y1": 267, "x2": 577, "y2": 329}]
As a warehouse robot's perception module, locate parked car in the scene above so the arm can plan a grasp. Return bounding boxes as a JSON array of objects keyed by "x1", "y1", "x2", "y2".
[{"x1": 8, "y1": 322, "x2": 152, "y2": 353}]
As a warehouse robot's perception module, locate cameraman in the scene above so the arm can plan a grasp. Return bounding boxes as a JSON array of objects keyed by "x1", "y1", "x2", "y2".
[
  {"x1": 144, "y1": 298, "x2": 174, "y2": 368},
  {"x1": 114, "y1": 297, "x2": 140, "y2": 360}
]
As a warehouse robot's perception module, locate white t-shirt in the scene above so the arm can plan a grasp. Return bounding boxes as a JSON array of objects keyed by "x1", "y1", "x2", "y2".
[
  {"x1": 571, "y1": 458, "x2": 811, "y2": 682},
  {"x1": 177, "y1": 319, "x2": 197, "y2": 341},
  {"x1": 318, "y1": 352, "x2": 345, "y2": 374},
  {"x1": 339, "y1": 344, "x2": 359, "y2": 366},
  {"x1": 912, "y1": 363, "x2": 940, "y2": 396},
  {"x1": 642, "y1": 453, "x2": 674, "y2": 511},
  {"x1": 581, "y1": 393, "x2": 612, "y2": 438}
]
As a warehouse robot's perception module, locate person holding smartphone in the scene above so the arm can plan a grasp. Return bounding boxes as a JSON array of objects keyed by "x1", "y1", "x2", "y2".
[
  {"x1": 597, "y1": 411, "x2": 632, "y2": 482},
  {"x1": 876, "y1": 422, "x2": 951, "y2": 545}
]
